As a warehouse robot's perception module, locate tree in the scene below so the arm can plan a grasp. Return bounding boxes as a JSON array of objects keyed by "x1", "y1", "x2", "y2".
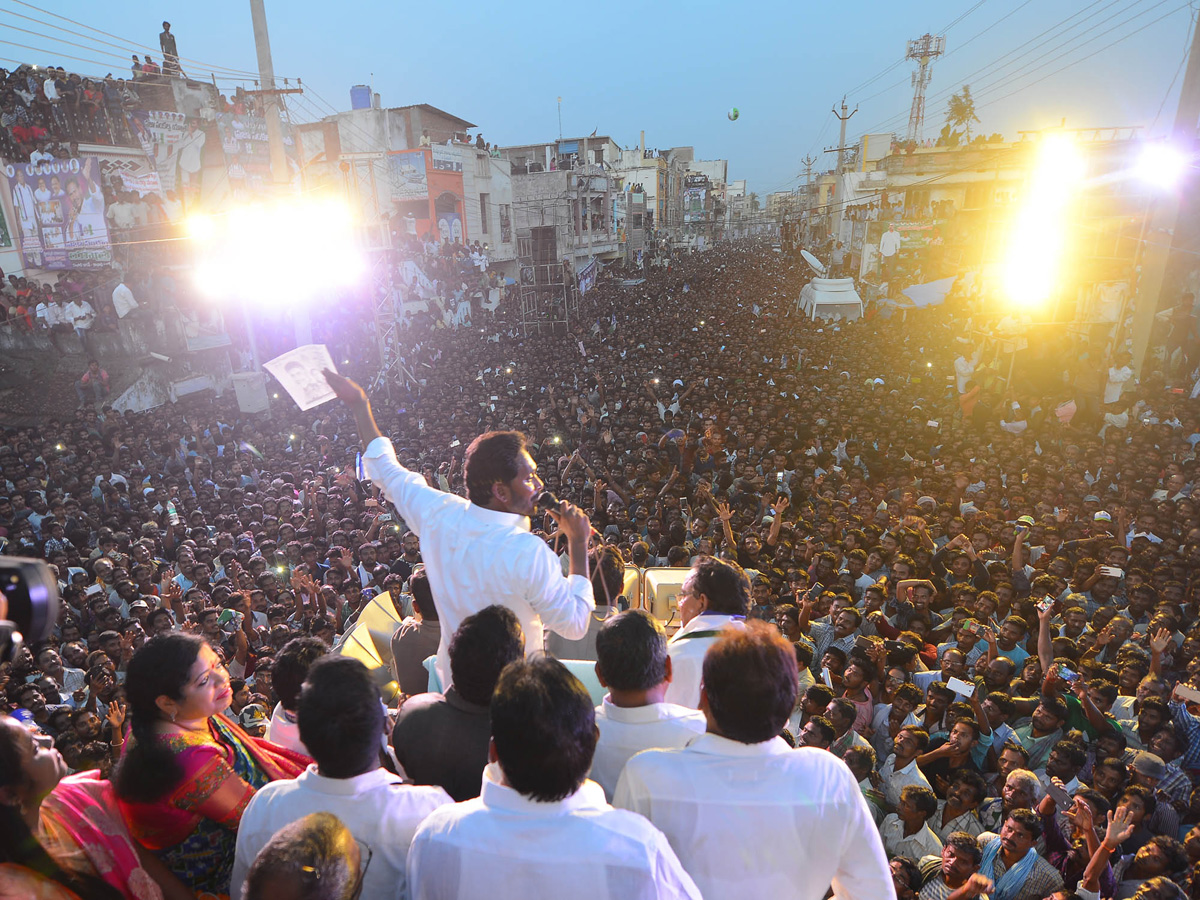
[
  {"x1": 945, "y1": 86, "x2": 980, "y2": 143},
  {"x1": 937, "y1": 123, "x2": 961, "y2": 149},
  {"x1": 748, "y1": 192, "x2": 760, "y2": 212}
]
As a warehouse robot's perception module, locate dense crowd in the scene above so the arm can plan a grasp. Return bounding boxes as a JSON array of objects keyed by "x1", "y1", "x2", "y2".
[{"x1": 0, "y1": 238, "x2": 1198, "y2": 900}]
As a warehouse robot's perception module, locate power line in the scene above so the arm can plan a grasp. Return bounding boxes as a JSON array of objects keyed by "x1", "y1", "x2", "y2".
[
  {"x1": 861, "y1": 0, "x2": 1168, "y2": 135},
  {"x1": 0, "y1": 0, "x2": 274, "y2": 81},
  {"x1": 971, "y1": 1, "x2": 1193, "y2": 113},
  {"x1": 863, "y1": 0, "x2": 1142, "y2": 133}
]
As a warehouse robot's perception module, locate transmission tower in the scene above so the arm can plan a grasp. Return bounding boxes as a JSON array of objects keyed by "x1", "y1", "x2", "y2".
[{"x1": 905, "y1": 33, "x2": 945, "y2": 144}]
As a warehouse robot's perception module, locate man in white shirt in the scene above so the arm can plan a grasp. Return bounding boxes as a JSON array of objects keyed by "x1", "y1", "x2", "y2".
[
  {"x1": 111, "y1": 279, "x2": 138, "y2": 318},
  {"x1": 664, "y1": 556, "x2": 749, "y2": 708},
  {"x1": 264, "y1": 636, "x2": 327, "y2": 756},
  {"x1": 591, "y1": 609, "x2": 706, "y2": 799},
  {"x1": 63, "y1": 297, "x2": 95, "y2": 352},
  {"x1": 615, "y1": 622, "x2": 892, "y2": 900},
  {"x1": 325, "y1": 370, "x2": 595, "y2": 689},
  {"x1": 1105, "y1": 351, "x2": 1133, "y2": 405},
  {"x1": 880, "y1": 725, "x2": 935, "y2": 810},
  {"x1": 233, "y1": 656, "x2": 452, "y2": 900},
  {"x1": 407, "y1": 656, "x2": 701, "y2": 900}
]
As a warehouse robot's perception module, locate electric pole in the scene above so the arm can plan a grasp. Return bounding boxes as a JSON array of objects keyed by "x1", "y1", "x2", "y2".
[
  {"x1": 249, "y1": 0, "x2": 289, "y2": 186},
  {"x1": 1130, "y1": 18, "x2": 1200, "y2": 375},
  {"x1": 831, "y1": 98, "x2": 857, "y2": 242}
]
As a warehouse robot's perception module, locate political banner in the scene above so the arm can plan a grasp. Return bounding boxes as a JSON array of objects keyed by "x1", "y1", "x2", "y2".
[
  {"x1": 218, "y1": 112, "x2": 298, "y2": 198},
  {"x1": 0, "y1": 196, "x2": 10, "y2": 248},
  {"x1": 431, "y1": 145, "x2": 463, "y2": 173},
  {"x1": 3, "y1": 157, "x2": 111, "y2": 269},
  {"x1": 126, "y1": 109, "x2": 188, "y2": 194},
  {"x1": 389, "y1": 151, "x2": 428, "y2": 202}
]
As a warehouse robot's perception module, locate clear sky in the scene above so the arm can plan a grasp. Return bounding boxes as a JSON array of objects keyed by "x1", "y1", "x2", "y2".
[{"x1": 6, "y1": 1, "x2": 1196, "y2": 195}]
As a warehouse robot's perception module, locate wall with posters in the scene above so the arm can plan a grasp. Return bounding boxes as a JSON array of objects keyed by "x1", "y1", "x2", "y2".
[
  {"x1": 3, "y1": 157, "x2": 111, "y2": 270},
  {"x1": 126, "y1": 109, "x2": 187, "y2": 194}
]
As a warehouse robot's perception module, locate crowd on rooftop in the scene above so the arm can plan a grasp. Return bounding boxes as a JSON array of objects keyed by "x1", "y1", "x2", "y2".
[{"x1": 0, "y1": 235, "x2": 1197, "y2": 900}]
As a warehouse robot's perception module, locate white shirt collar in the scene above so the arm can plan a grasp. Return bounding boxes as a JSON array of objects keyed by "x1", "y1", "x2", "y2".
[
  {"x1": 683, "y1": 733, "x2": 792, "y2": 757},
  {"x1": 599, "y1": 697, "x2": 701, "y2": 725},
  {"x1": 670, "y1": 612, "x2": 743, "y2": 641},
  {"x1": 295, "y1": 764, "x2": 403, "y2": 795},
  {"x1": 479, "y1": 762, "x2": 608, "y2": 815}
]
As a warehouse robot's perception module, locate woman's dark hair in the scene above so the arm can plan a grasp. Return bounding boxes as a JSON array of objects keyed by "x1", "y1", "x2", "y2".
[
  {"x1": 113, "y1": 632, "x2": 203, "y2": 803},
  {"x1": 464, "y1": 430, "x2": 526, "y2": 507},
  {"x1": 0, "y1": 717, "x2": 123, "y2": 900},
  {"x1": 490, "y1": 656, "x2": 596, "y2": 802}
]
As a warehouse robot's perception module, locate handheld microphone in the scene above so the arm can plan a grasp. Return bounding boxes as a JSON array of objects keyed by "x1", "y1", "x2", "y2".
[{"x1": 535, "y1": 490, "x2": 561, "y2": 513}]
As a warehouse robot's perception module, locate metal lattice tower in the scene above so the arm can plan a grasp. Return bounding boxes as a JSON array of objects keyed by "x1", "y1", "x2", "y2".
[{"x1": 906, "y1": 33, "x2": 945, "y2": 144}]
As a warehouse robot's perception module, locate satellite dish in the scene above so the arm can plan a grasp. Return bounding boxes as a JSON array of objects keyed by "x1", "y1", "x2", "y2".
[{"x1": 801, "y1": 249, "x2": 827, "y2": 277}]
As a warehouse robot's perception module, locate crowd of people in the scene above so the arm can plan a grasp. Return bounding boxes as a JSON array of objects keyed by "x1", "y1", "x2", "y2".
[{"x1": 0, "y1": 237, "x2": 1197, "y2": 900}]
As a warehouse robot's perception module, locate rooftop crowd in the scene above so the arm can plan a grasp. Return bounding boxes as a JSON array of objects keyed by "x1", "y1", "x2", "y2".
[{"x1": 0, "y1": 236, "x2": 1198, "y2": 900}]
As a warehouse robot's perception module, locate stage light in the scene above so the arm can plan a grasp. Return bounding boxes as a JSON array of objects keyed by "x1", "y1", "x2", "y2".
[
  {"x1": 1002, "y1": 134, "x2": 1084, "y2": 309},
  {"x1": 1136, "y1": 142, "x2": 1188, "y2": 190},
  {"x1": 188, "y1": 195, "x2": 365, "y2": 307}
]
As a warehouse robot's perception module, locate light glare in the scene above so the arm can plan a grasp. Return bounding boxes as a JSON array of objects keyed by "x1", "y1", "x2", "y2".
[
  {"x1": 189, "y1": 196, "x2": 364, "y2": 307},
  {"x1": 1136, "y1": 143, "x2": 1187, "y2": 190},
  {"x1": 1002, "y1": 135, "x2": 1085, "y2": 309}
]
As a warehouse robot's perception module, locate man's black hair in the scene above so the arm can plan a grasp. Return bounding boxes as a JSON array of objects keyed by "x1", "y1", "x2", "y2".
[
  {"x1": 464, "y1": 431, "x2": 526, "y2": 507},
  {"x1": 703, "y1": 620, "x2": 797, "y2": 743},
  {"x1": 595, "y1": 609, "x2": 668, "y2": 692},
  {"x1": 297, "y1": 656, "x2": 383, "y2": 779},
  {"x1": 691, "y1": 556, "x2": 751, "y2": 616},
  {"x1": 490, "y1": 656, "x2": 596, "y2": 802},
  {"x1": 448, "y1": 604, "x2": 524, "y2": 706},
  {"x1": 272, "y1": 637, "x2": 329, "y2": 713}
]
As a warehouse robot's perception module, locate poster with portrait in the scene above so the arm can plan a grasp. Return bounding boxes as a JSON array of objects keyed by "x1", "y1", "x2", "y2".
[
  {"x1": 0, "y1": 195, "x2": 10, "y2": 248},
  {"x1": 3, "y1": 157, "x2": 111, "y2": 269},
  {"x1": 436, "y1": 209, "x2": 463, "y2": 245},
  {"x1": 126, "y1": 109, "x2": 188, "y2": 194},
  {"x1": 263, "y1": 344, "x2": 339, "y2": 411}
]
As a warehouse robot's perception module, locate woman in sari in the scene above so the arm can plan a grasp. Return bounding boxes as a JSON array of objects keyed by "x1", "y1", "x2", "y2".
[
  {"x1": 0, "y1": 713, "x2": 123, "y2": 900},
  {"x1": 114, "y1": 633, "x2": 308, "y2": 899}
]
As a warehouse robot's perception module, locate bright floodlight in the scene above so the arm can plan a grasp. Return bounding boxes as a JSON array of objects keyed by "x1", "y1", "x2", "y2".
[
  {"x1": 1002, "y1": 134, "x2": 1085, "y2": 310},
  {"x1": 188, "y1": 195, "x2": 365, "y2": 306},
  {"x1": 1136, "y1": 142, "x2": 1187, "y2": 190}
]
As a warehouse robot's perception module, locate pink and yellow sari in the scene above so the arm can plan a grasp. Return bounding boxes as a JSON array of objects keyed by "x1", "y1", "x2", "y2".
[
  {"x1": 117, "y1": 714, "x2": 308, "y2": 899},
  {"x1": 39, "y1": 771, "x2": 162, "y2": 900}
]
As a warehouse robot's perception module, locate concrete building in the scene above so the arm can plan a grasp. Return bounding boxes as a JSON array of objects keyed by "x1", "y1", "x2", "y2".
[{"x1": 509, "y1": 163, "x2": 620, "y2": 269}]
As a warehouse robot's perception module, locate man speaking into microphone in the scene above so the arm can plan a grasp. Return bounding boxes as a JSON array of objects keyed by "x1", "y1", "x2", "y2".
[{"x1": 324, "y1": 370, "x2": 594, "y2": 689}]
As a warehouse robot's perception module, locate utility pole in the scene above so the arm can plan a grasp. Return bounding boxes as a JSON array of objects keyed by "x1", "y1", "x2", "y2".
[
  {"x1": 1130, "y1": 20, "x2": 1200, "y2": 376},
  {"x1": 557, "y1": 96, "x2": 563, "y2": 141},
  {"x1": 831, "y1": 98, "x2": 857, "y2": 243},
  {"x1": 249, "y1": 0, "x2": 288, "y2": 187}
]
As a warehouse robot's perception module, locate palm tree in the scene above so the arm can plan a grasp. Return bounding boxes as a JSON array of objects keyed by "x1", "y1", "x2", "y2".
[{"x1": 945, "y1": 86, "x2": 979, "y2": 143}]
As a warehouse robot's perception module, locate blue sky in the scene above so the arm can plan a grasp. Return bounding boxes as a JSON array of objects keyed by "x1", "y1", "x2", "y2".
[{"x1": 8, "y1": 1, "x2": 1196, "y2": 194}]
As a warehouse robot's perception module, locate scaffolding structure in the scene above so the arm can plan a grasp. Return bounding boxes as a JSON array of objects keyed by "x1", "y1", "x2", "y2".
[
  {"x1": 516, "y1": 226, "x2": 579, "y2": 335},
  {"x1": 905, "y1": 33, "x2": 945, "y2": 144}
]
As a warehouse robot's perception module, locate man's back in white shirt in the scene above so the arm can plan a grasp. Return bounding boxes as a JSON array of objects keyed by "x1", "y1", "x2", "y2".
[
  {"x1": 232, "y1": 765, "x2": 451, "y2": 900},
  {"x1": 664, "y1": 613, "x2": 745, "y2": 709},
  {"x1": 407, "y1": 763, "x2": 700, "y2": 900},
  {"x1": 591, "y1": 697, "x2": 706, "y2": 800},
  {"x1": 362, "y1": 436, "x2": 593, "y2": 688},
  {"x1": 614, "y1": 734, "x2": 891, "y2": 900}
]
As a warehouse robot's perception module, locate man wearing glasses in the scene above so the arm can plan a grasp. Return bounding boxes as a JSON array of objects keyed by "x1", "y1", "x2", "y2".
[{"x1": 664, "y1": 556, "x2": 751, "y2": 709}]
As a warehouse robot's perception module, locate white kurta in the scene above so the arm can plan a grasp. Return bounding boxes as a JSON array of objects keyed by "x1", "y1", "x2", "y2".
[
  {"x1": 363, "y1": 436, "x2": 593, "y2": 688},
  {"x1": 615, "y1": 734, "x2": 892, "y2": 900},
  {"x1": 408, "y1": 763, "x2": 701, "y2": 900}
]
